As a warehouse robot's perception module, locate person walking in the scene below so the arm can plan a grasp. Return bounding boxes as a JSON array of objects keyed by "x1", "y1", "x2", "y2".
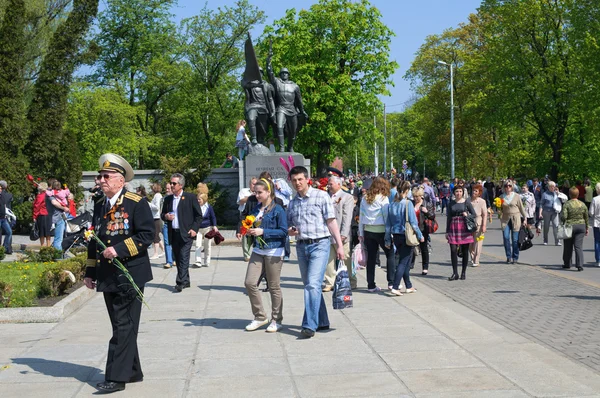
[
  {"x1": 446, "y1": 185, "x2": 476, "y2": 280},
  {"x1": 162, "y1": 182, "x2": 174, "y2": 269},
  {"x1": 323, "y1": 175, "x2": 356, "y2": 291},
  {"x1": 589, "y1": 182, "x2": 600, "y2": 267},
  {"x1": 148, "y1": 183, "x2": 165, "y2": 259},
  {"x1": 161, "y1": 173, "x2": 203, "y2": 292},
  {"x1": 539, "y1": 181, "x2": 561, "y2": 246},
  {"x1": 32, "y1": 182, "x2": 53, "y2": 247},
  {"x1": 243, "y1": 178, "x2": 288, "y2": 333},
  {"x1": 560, "y1": 187, "x2": 588, "y2": 271},
  {"x1": 287, "y1": 166, "x2": 344, "y2": 338},
  {"x1": 385, "y1": 181, "x2": 424, "y2": 296},
  {"x1": 500, "y1": 181, "x2": 527, "y2": 263},
  {"x1": 358, "y1": 177, "x2": 395, "y2": 292},
  {"x1": 410, "y1": 186, "x2": 435, "y2": 275},
  {"x1": 468, "y1": 184, "x2": 487, "y2": 267},
  {"x1": 83, "y1": 153, "x2": 154, "y2": 394},
  {"x1": 194, "y1": 193, "x2": 217, "y2": 267},
  {"x1": 235, "y1": 120, "x2": 250, "y2": 160}
]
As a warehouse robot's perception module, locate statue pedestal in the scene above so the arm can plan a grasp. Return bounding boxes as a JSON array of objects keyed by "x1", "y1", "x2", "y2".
[{"x1": 240, "y1": 152, "x2": 310, "y2": 188}]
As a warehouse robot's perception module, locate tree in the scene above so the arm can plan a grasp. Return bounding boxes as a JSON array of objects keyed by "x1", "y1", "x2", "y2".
[
  {"x1": 0, "y1": 0, "x2": 29, "y2": 196},
  {"x1": 259, "y1": 0, "x2": 397, "y2": 175},
  {"x1": 26, "y1": 0, "x2": 99, "y2": 188}
]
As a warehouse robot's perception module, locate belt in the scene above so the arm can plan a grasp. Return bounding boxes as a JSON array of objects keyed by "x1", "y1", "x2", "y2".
[{"x1": 297, "y1": 236, "x2": 329, "y2": 245}]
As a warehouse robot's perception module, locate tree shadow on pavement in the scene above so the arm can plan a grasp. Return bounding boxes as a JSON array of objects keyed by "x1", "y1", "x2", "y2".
[
  {"x1": 10, "y1": 358, "x2": 101, "y2": 383},
  {"x1": 178, "y1": 317, "x2": 248, "y2": 328}
]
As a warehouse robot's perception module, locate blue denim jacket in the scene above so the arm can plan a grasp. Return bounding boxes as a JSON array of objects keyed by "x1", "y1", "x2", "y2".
[
  {"x1": 251, "y1": 203, "x2": 288, "y2": 249},
  {"x1": 385, "y1": 198, "x2": 423, "y2": 246}
]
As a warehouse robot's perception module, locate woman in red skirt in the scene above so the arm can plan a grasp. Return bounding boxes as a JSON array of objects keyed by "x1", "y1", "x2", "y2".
[{"x1": 446, "y1": 185, "x2": 476, "y2": 280}]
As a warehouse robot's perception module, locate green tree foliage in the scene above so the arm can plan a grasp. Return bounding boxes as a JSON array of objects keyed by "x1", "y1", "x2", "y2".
[
  {"x1": 407, "y1": 0, "x2": 600, "y2": 182},
  {"x1": 258, "y1": 0, "x2": 397, "y2": 175},
  {"x1": 66, "y1": 83, "x2": 146, "y2": 170},
  {"x1": 26, "y1": 0, "x2": 99, "y2": 188},
  {"x1": 0, "y1": 0, "x2": 29, "y2": 197}
]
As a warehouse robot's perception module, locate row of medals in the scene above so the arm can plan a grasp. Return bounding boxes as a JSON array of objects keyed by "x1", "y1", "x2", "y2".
[{"x1": 105, "y1": 210, "x2": 130, "y2": 236}]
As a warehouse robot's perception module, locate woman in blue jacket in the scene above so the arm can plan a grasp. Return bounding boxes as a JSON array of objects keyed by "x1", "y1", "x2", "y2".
[
  {"x1": 244, "y1": 178, "x2": 288, "y2": 333},
  {"x1": 385, "y1": 181, "x2": 424, "y2": 296}
]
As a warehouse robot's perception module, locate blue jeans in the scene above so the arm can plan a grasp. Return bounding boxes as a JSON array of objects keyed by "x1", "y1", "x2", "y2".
[
  {"x1": 0, "y1": 218, "x2": 13, "y2": 253},
  {"x1": 502, "y1": 223, "x2": 519, "y2": 260},
  {"x1": 162, "y1": 222, "x2": 173, "y2": 265},
  {"x1": 594, "y1": 227, "x2": 600, "y2": 263},
  {"x1": 296, "y1": 238, "x2": 330, "y2": 331},
  {"x1": 52, "y1": 218, "x2": 65, "y2": 251},
  {"x1": 392, "y1": 235, "x2": 414, "y2": 290}
]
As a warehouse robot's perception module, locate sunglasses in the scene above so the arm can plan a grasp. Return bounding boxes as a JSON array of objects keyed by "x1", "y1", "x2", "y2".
[
  {"x1": 97, "y1": 173, "x2": 114, "y2": 181},
  {"x1": 169, "y1": 181, "x2": 179, "y2": 186}
]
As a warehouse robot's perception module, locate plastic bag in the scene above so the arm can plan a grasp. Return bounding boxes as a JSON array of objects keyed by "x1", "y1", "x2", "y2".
[
  {"x1": 352, "y1": 243, "x2": 366, "y2": 275},
  {"x1": 333, "y1": 260, "x2": 353, "y2": 310}
]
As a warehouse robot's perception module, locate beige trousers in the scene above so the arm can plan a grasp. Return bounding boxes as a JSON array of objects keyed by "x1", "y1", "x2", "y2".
[
  {"x1": 244, "y1": 252, "x2": 284, "y2": 323},
  {"x1": 324, "y1": 241, "x2": 356, "y2": 288},
  {"x1": 195, "y1": 227, "x2": 212, "y2": 265}
]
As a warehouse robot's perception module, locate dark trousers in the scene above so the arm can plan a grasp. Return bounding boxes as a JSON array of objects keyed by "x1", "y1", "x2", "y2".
[
  {"x1": 364, "y1": 230, "x2": 395, "y2": 289},
  {"x1": 103, "y1": 288, "x2": 144, "y2": 383},
  {"x1": 563, "y1": 224, "x2": 586, "y2": 268},
  {"x1": 411, "y1": 230, "x2": 430, "y2": 270},
  {"x1": 392, "y1": 235, "x2": 414, "y2": 290},
  {"x1": 450, "y1": 243, "x2": 470, "y2": 276},
  {"x1": 172, "y1": 231, "x2": 192, "y2": 286}
]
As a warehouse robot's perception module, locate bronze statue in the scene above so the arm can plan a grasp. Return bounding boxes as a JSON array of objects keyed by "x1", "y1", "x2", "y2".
[
  {"x1": 241, "y1": 68, "x2": 275, "y2": 145},
  {"x1": 266, "y1": 54, "x2": 308, "y2": 153}
]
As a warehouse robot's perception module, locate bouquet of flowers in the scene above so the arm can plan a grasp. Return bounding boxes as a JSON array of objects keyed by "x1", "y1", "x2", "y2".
[
  {"x1": 493, "y1": 197, "x2": 504, "y2": 209},
  {"x1": 240, "y1": 215, "x2": 267, "y2": 248},
  {"x1": 84, "y1": 228, "x2": 148, "y2": 308},
  {"x1": 476, "y1": 234, "x2": 485, "y2": 242}
]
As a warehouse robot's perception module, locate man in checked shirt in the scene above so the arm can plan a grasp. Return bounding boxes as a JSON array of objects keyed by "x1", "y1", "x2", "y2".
[{"x1": 287, "y1": 166, "x2": 345, "y2": 338}]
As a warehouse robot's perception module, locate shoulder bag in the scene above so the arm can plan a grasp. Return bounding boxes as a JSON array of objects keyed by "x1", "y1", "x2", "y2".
[
  {"x1": 464, "y1": 199, "x2": 476, "y2": 232},
  {"x1": 404, "y1": 199, "x2": 420, "y2": 246}
]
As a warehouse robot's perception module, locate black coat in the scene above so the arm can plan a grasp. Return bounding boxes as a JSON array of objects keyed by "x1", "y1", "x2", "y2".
[
  {"x1": 85, "y1": 189, "x2": 154, "y2": 292},
  {"x1": 161, "y1": 191, "x2": 203, "y2": 243}
]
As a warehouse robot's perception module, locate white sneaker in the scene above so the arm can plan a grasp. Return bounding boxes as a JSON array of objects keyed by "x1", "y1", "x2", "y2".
[
  {"x1": 245, "y1": 319, "x2": 269, "y2": 331},
  {"x1": 149, "y1": 255, "x2": 160, "y2": 260},
  {"x1": 158, "y1": 252, "x2": 164, "y2": 258},
  {"x1": 266, "y1": 321, "x2": 281, "y2": 333},
  {"x1": 468, "y1": 260, "x2": 473, "y2": 267},
  {"x1": 203, "y1": 263, "x2": 210, "y2": 267},
  {"x1": 596, "y1": 262, "x2": 600, "y2": 267},
  {"x1": 192, "y1": 263, "x2": 202, "y2": 268}
]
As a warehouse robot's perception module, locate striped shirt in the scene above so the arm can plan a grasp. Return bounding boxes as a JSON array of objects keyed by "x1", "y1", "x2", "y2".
[{"x1": 287, "y1": 187, "x2": 335, "y2": 240}]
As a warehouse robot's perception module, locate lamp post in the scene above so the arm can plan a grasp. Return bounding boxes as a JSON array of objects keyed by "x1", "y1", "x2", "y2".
[{"x1": 438, "y1": 60, "x2": 454, "y2": 179}]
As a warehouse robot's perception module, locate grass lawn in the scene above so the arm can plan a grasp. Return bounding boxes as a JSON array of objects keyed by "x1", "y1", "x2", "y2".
[{"x1": 0, "y1": 261, "x2": 51, "y2": 307}]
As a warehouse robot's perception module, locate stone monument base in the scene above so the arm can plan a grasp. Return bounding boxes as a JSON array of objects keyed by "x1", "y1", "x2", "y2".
[{"x1": 241, "y1": 152, "x2": 310, "y2": 188}]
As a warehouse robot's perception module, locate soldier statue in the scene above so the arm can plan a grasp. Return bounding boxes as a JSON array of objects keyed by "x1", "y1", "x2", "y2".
[
  {"x1": 266, "y1": 55, "x2": 308, "y2": 153},
  {"x1": 241, "y1": 67, "x2": 275, "y2": 146}
]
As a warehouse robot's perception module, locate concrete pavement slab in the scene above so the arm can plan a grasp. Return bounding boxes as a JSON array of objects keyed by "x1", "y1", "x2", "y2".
[
  {"x1": 188, "y1": 375, "x2": 296, "y2": 396},
  {"x1": 380, "y1": 349, "x2": 484, "y2": 371},
  {"x1": 287, "y1": 354, "x2": 389, "y2": 376},
  {"x1": 396, "y1": 367, "x2": 517, "y2": 394},
  {"x1": 1, "y1": 381, "x2": 84, "y2": 398},
  {"x1": 295, "y1": 372, "x2": 411, "y2": 397}
]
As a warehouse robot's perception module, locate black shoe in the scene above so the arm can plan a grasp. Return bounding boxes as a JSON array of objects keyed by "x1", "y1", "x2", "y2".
[
  {"x1": 301, "y1": 328, "x2": 315, "y2": 338},
  {"x1": 174, "y1": 282, "x2": 190, "y2": 292},
  {"x1": 511, "y1": 259, "x2": 516, "y2": 264},
  {"x1": 506, "y1": 258, "x2": 511, "y2": 264},
  {"x1": 577, "y1": 266, "x2": 584, "y2": 272},
  {"x1": 96, "y1": 381, "x2": 125, "y2": 393},
  {"x1": 129, "y1": 376, "x2": 143, "y2": 383},
  {"x1": 448, "y1": 274, "x2": 459, "y2": 281},
  {"x1": 562, "y1": 265, "x2": 571, "y2": 269},
  {"x1": 460, "y1": 273, "x2": 466, "y2": 280},
  {"x1": 316, "y1": 325, "x2": 330, "y2": 331}
]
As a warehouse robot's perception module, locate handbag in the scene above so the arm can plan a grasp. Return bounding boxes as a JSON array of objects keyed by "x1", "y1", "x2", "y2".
[
  {"x1": 425, "y1": 218, "x2": 439, "y2": 234},
  {"x1": 404, "y1": 199, "x2": 420, "y2": 246},
  {"x1": 557, "y1": 223, "x2": 572, "y2": 240},
  {"x1": 464, "y1": 214, "x2": 476, "y2": 232},
  {"x1": 30, "y1": 222, "x2": 40, "y2": 241}
]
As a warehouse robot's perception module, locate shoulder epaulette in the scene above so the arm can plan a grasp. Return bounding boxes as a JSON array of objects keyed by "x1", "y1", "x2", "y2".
[{"x1": 124, "y1": 192, "x2": 142, "y2": 202}]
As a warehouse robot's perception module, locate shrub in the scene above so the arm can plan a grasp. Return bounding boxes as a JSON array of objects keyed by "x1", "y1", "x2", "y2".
[
  {"x1": 24, "y1": 246, "x2": 63, "y2": 262},
  {"x1": 0, "y1": 281, "x2": 12, "y2": 307},
  {"x1": 37, "y1": 254, "x2": 87, "y2": 297},
  {"x1": 0, "y1": 246, "x2": 5, "y2": 261}
]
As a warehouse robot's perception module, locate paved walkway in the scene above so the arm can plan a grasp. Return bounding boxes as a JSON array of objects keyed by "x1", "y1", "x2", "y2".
[{"x1": 1, "y1": 233, "x2": 600, "y2": 397}]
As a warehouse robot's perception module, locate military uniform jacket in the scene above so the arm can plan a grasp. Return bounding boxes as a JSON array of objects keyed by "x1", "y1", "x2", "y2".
[{"x1": 85, "y1": 189, "x2": 154, "y2": 292}]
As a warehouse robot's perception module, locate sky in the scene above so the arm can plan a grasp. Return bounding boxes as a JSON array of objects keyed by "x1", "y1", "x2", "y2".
[{"x1": 169, "y1": 0, "x2": 483, "y2": 111}]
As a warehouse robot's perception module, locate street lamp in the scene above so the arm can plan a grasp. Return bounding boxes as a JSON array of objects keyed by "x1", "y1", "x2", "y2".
[{"x1": 438, "y1": 60, "x2": 454, "y2": 179}]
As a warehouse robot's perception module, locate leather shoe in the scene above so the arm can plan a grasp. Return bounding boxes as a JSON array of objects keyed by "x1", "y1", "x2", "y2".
[
  {"x1": 300, "y1": 328, "x2": 315, "y2": 338},
  {"x1": 174, "y1": 282, "x2": 191, "y2": 292},
  {"x1": 96, "y1": 381, "x2": 125, "y2": 393},
  {"x1": 129, "y1": 376, "x2": 143, "y2": 383},
  {"x1": 316, "y1": 325, "x2": 330, "y2": 331}
]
